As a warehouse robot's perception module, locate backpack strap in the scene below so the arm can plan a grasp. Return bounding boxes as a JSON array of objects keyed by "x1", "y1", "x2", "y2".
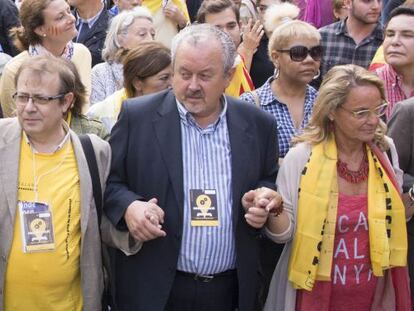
[{"x1": 79, "y1": 134, "x2": 103, "y2": 226}]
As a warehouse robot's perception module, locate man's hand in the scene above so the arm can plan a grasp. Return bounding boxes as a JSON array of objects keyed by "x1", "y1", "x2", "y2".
[
  {"x1": 242, "y1": 187, "x2": 283, "y2": 228},
  {"x1": 124, "y1": 198, "x2": 166, "y2": 241}
]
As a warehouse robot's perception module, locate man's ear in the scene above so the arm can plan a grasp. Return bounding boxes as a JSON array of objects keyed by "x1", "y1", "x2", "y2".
[{"x1": 62, "y1": 92, "x2": 74, "y2": 114}]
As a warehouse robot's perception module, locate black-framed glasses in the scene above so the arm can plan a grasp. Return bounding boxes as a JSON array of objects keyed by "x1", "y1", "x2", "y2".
[
  {"x1": 277, "y1": 45, "x2": 323, "y2": 62},
  {"x1": 12, "y1": 93, "x2": 66, "y2": 107},
  {"x1": 339, "y1": 102, "x2": 388, "y2": 119}
]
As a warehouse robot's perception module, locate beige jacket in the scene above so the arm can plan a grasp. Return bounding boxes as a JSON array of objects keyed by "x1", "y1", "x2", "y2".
[{"x1": 0, "y1": 118, "x2": 139, "y2": 310}]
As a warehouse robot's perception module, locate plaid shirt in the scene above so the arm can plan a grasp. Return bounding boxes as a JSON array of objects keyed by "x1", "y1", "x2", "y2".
[
  {"x1": 376, "y1": 64, "x2": 414, "y2": 119},
  {"x1": 240, "y1": 77, "x2": 317, "y2": 157},
  {"x1": 319, "y1": 18, "x2": 383, "y2": 78}
]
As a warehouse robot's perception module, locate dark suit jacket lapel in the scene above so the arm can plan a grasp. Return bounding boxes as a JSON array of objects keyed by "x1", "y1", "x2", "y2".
[
  {"x1": 153, "y1": 91, "x2": 184, "y2": 221},
  {"x1": 226, "y1": 99, "x2": 254, "y2": 225}
]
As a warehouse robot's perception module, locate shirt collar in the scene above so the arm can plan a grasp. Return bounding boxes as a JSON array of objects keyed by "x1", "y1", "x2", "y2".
[
  {"x1": 340, "y1": 17, "x2": 383, "y2": 40},
  {"x1": 24, "y1": 122, "x2": 71, "y2": 154},
  {"x1": 386, "y1": 63, "x2": 403, "y2": 88},
  {"x1": 75, "y1": 2, "x2": 104, "y2": 28},
  {"x1": 257, "y1": 77, "x2": 315, "y2": 108},
  {"x1": 176, "y1": 96, "x2": 228, "y2": 130},
  {"x1": 256, "y1": 77, "x2": 277, "y2": 106}
]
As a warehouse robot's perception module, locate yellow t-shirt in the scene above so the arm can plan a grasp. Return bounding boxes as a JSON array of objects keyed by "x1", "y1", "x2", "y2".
[{"x1": 4, "y1": 135, "x2": 82, "y2": 311}]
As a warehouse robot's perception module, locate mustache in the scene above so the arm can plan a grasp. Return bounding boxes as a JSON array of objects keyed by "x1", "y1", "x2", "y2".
[{"x1": 185, "y1": 90, "x2": 203, "y2": 99}]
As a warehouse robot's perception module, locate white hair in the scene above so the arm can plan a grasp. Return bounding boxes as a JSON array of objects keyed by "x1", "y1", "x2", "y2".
[
  {"x1": 171, "y1": 24, "x2": 236, "y2": 75},
  {"x1": 102, "y1": 7, "x2": 153, "y2": 62},
  {"x1": 264, "y1": 2, "x2": 300, "y2": 34}
]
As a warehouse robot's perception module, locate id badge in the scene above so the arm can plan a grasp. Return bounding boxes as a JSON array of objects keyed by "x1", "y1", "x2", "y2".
[
  {"x1": 189, "y1": 189, "x2": 219, "y2": 226},
  {"x1": 18, "y1": 201, "x2": 55, "y2": 253}
]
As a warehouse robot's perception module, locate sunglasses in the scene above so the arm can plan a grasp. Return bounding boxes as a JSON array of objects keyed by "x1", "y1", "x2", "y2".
[{"x1": 277, "y1": 45, "x2": 323, "y2": 62}]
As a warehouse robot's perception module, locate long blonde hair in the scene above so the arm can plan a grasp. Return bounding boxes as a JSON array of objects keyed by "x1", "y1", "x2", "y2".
[{"x1": 293, "y1": 64, "x2": 388, "y2": 150}]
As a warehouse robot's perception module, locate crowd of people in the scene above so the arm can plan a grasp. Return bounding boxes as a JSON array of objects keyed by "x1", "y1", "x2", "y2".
[{"x1": 0, "y1": 0, "x2": 413, "y2": 310}]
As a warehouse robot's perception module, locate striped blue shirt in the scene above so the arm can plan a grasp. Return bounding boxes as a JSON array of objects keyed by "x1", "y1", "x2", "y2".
[{"x1": 176, "y1": 98, "x2": 236, "y2": 275}]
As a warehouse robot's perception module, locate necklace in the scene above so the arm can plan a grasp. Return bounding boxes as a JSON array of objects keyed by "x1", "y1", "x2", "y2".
[{"x1": 337, "y1": 151, "x2": 368, "y2": 184}]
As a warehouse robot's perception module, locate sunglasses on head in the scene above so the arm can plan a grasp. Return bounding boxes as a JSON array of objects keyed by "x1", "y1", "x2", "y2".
[{"x1": 277, "y1": 45, "x2": 323, "y2": 62}]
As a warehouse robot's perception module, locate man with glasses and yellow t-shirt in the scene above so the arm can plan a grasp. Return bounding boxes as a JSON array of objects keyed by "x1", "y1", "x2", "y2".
[{"x1": 0, "y1": 55, "x2": 135, "y2": 310}]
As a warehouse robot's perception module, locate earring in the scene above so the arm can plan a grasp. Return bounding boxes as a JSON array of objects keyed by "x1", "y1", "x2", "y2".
[
  {"x1": 42, "y1": 33, "x2": 46, "y2": 37},
  {"x1": 328, "y1": 119, "x2": 335, "y2": 131},
  {"x1": 313, "y1": 69, "x2": 320, "y2": 80},
  {"x1": 273, "y1": 66, "x2": 280, "y2": 79}
]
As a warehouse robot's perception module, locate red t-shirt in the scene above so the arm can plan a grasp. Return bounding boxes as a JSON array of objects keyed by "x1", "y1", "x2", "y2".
[{"x1": 296, "y1": 193, "x2": 377, "y2": 311}]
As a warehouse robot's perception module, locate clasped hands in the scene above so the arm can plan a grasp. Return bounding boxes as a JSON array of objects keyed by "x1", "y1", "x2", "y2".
[
  {"x1": 124, "y1": 198, "x2": 166, "y2": 242},
  {"x1": 241, "y1": 187, "x2": 283, "y2": 229},
  {"x1": 124, "y1": 187, "x2": 283, "y2": 241}
]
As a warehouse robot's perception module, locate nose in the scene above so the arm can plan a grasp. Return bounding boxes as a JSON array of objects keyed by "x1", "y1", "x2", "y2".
[
  {"x1": 366, "y1": 111, "x2": 380, "y2": 125},
  {"x1": 188, "y1": 75, "x2": 200, "y2": 91},
  {"x1": 390, "y1": 33, "x2": 401, "y2": 45},
  {"x1": 133, "y1": 0, "x2": 141, "y2": 5},
  {"x1": 24, "y1": 97, "x2": 38, "y2": 112},
  {"x1": 371, "y1": 0, "x2": 381, "y2": 10},
  {"x1": 68, "y1": 12, "x2": 76, "y2": 24}
]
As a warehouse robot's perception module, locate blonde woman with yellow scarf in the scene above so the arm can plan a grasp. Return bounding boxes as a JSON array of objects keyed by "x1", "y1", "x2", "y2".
[{"x1": 263, "y1": 64, "x2": 412, "y2": 311}]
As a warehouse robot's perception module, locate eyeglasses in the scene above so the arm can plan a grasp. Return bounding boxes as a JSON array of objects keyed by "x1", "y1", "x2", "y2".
[
  {"x1": 277, "y1": 45, "x2": 323, "y2": 62},
  {"x1": 12, "y1": 93, "x2": 66, "y2": 107},
  {"x1": 339, "y1": 102, "x2": 388, "y2": 119}
]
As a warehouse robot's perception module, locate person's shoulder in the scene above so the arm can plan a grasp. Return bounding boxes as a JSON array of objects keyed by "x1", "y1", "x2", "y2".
[
  {"x1": 394, "y1": 98, "x2": 414, "y2": 115},
  {"x1": 0, "y1": 117, "x2": 20, "y2": 141},
  {"x1": 0, "y1": 117, "x2": 17, "y2": 127},
  {"x1": 283, "y1": 142, "x2": 312, "y2": 165},
  {"x1": 0, "y1": 0, "x2": 18, "y2": 14},
  {"x1": 94, "y1": 7, "x2": 112, "y2": 28},
  {"x1": 227, "y1": 96, "x2": 274, "y2": 124},
  {"x1": 124, "y1": 89, "x2": 173, "y2": 113},
  {"x1": 4, "y1": 51, "x2": 29, "y2": 71},
  {"x1": 239, "y1": 90, "x2": 255, "y2": 103},
  {"x1": 319, "y1": 20, "x2": 341, "y2": 33},
  {"x1": 306, "y1": 84, "x2": 318, "y2": 96},
  {"x1": 73, "y1": 43, "x2": 92, "y2": 56},
  {"x1": 91, "y1": 61, "x2": 110, "y2": 73}
]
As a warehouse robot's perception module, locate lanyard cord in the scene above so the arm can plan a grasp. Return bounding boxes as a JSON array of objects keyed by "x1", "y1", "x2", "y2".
[{"x1": 32, "y1": 143, "x2": 71, "y2": 202}]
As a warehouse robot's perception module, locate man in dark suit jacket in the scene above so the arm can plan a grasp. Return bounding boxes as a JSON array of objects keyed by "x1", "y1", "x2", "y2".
[
  {"x1": 69, "y1": 0, "x2": 111, "y2": 66},
  {"x1": 387, "y1": 97, "x2": 414, "y2": 304},
  {"x1": 104, "y1": 24, "x2": 282, "y2": 311}
]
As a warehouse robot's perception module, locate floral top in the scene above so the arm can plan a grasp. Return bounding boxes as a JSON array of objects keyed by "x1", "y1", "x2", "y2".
[
  {"x1": 240, "y1": 77, "x2": 317, "y2": 157},
  {"x1": 90, "y1": 61, "x2": 124, "y2": 104}
]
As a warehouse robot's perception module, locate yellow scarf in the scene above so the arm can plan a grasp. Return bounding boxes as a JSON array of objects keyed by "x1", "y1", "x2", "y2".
[
  {"x1": 142, "y1": 0, "x2": 190, "y2": 22},
  {"x1": 225, "y1": 57, "x2": 254, "y2": 97},
  {"x1": 114, "y1": 88, "x2": 129, "y2": 120},
  {"x1": 288, "y1": 135, "x2": 407, "y2": 291}
]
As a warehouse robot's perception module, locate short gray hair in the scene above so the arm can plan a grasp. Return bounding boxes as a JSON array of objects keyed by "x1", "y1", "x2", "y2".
[
  {"x1": 171, "y1": 24, "x2": 236, "y2": 75},
  {"x1": 102, "y1": 7, "x2": 153, "y2": 63}
]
